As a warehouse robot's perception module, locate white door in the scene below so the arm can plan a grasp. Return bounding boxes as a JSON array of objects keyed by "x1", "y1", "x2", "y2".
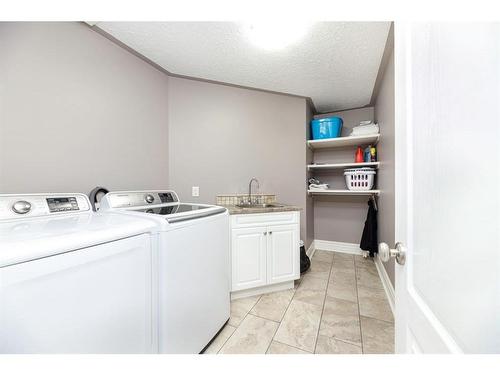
[
  {"x1": 266, "y1": 224, "x2": 299, "y2": 284},
  {"x1": 388, "y1": 22, "x2": 500, "y2": 353},
  {"x1": 231, "y1": 226, "x2": 267, "y2": 291},
  {"x1": 0, "y1": 234, "x2": 153, "y2": 353}
]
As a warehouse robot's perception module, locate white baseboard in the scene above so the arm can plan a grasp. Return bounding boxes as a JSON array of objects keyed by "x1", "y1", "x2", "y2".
[
  {"x1": 374, "y1": 255, "x2": 395, "y2": 315},
  {"x1": 313, "y1": 240, "x2": 364, "y2": 255},
  {"x1": 306, "y1": 241, "x2": 316, "y2": 258}
]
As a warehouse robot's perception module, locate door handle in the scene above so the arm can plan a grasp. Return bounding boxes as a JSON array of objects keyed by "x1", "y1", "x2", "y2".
[{"x1": 378, "y1": 242, "x2": 406, "y2": 265}]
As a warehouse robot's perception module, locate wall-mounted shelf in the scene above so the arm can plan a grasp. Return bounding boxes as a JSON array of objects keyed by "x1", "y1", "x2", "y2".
[
  {"x1": 308, "y1": 189, "x2": 380, "y2": 196},
  {"x1": 307, "y1": 161, "x2": 380, "y2": 171},
  {"x1": 307, "y1": 134, "x2": 379, "y2": 150}
]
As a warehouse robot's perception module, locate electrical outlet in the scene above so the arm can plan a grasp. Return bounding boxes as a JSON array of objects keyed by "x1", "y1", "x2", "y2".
[{"x1": 192, "y1": 186, "x2": 200, "y2": 197}]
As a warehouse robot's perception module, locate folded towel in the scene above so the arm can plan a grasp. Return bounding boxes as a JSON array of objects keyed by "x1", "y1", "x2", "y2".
[
  {"x1": 309, "y1": 183, "x2": 329, "y2": 190},
  {"x1": 350, "y1": 123, "x2": 379, "y2": 136}
]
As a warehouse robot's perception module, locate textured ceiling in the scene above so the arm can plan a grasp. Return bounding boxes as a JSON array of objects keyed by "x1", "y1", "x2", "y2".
[{"x1": 95, "y1": 22, "x2": 390, "y2": 112}]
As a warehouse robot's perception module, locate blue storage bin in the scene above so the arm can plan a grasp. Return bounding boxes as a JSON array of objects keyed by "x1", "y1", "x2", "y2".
[{"x1": 311, "y1": 117, "x2": 343, "y2": 140}]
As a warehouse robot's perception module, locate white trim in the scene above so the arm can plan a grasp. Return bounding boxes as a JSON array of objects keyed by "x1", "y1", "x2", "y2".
[
  {"x1": 374, "y1": 255, "x2": 395, "y2": 315},
  {"x1": 230, "y1": 280, "x2": 294, "y2": 300},
  {"x1": 306, "y1": 240, "x2": 316, "y2": 258},
  {"x1": 313, "y1": 240, "x2": 363, "y2": 255}
]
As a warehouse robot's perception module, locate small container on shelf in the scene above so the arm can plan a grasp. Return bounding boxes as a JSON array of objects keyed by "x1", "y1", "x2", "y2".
[
  {"x1": 311, "y1": 117, "x2": 343, "y2": 140},
  {"x1": 370, "y1": 145, "x2": 377, "y2": 162},
  {"x1": 364, "y1": 145, "x2": 371, "y2": 162},
  {"x1": 355, "y1": 146, "x2": 364, "y2": 163},
  {"x1": 344, "y1": 168, "x2": 376, "y2": 191}
]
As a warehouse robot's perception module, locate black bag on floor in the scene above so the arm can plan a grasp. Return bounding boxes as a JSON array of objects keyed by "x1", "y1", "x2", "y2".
[{"x1": 300, "y1": 240, "x2": 311, "y2": 273}]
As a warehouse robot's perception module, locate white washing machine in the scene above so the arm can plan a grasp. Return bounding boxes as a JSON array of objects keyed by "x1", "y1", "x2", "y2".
[
  {"x1": 0, "y1": 193, "x2": 158, "y2": 353},
  {"x1": 99, "y1": 190, "x2": 230, "y2": 354}
]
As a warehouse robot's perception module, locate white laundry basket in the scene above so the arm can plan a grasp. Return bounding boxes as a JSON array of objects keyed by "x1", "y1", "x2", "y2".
[{"x1": 344, "y1": 168, "x2": 376, "y2": 191}]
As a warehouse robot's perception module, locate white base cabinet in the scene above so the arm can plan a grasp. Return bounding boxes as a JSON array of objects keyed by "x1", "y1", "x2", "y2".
[{"x1": 230, "y1": 211, "x2": 300, "y2": 293}]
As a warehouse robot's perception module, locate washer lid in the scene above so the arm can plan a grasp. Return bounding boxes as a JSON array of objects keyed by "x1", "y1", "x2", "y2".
[
  {"x1": 130, "y1": 203, "x2": 211, "y2": 215},
  {"x1": 99, "y1": 190, "x2": 227, "y2": 224},
  {"x1": 0, "y1": 212, "x2": 157, "y2": 268}
]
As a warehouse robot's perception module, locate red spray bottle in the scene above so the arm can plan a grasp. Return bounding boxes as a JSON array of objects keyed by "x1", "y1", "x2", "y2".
[{"x1": 355, "y1": 146, "x2": 364, "y2": 163}]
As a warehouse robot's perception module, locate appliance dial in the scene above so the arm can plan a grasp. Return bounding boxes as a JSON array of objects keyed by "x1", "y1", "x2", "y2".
[
  {"x1": 145, "y1": 194, "x2": 155, "y2": 204},
  {"x1": 12, "y1": 200, "x2": 32, "y2": 214}
]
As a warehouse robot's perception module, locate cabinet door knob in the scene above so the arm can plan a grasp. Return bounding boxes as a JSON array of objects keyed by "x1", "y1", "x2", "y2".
[
  {"x1": 263, "y1": 232, "x2": 267, "y2": 235},
  {"x1": 269, "y1": 231, "x2": 273, "y2": 235}
]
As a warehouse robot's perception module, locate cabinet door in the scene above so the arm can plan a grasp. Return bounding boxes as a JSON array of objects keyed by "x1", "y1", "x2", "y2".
[
  {"x1": 231, "y1": 226, "x2": 267, "y2": 291},
  {"x1": 266, "y1": 224, "x2": 299, "y2": 284}
]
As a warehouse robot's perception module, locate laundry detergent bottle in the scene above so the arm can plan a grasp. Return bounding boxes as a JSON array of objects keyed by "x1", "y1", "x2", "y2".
[{"x1": 355, "y1": 146, "x2": 364, "y2": 163}]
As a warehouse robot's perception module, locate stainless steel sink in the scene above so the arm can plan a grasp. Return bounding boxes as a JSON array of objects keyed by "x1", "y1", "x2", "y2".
[{"x1": 235, "y1": 203, "x2": 285, "y2": 209}]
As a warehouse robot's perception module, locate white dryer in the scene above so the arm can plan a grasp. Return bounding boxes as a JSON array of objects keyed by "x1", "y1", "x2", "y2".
[
  {"x1": 99, "y1": 190, "x2": 230, "y2": 354},
  {"x1": 0, "y1": 193, "x2": 158, "y2": 353}
]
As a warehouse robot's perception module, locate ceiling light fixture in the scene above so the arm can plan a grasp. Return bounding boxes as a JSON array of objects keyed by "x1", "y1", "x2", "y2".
[{"x1": 242, "y1": 21, "x2": 311, "y2": 51}]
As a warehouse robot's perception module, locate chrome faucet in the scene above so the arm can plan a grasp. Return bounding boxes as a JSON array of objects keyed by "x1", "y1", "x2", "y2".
[{"x1": 248, "y1": 178, "x2": 260, "y2": 204}]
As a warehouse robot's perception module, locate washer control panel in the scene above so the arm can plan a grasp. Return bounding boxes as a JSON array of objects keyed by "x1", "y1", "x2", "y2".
[
  {"x1": 46, "y1": 197, "x2": 80, "y2": 213},
  {"x1": 100, "y1": 190, "x2": 179, "y2": 210},
  {"x1": 0, "y1": 193, "x2": 90, "y2": 220}
]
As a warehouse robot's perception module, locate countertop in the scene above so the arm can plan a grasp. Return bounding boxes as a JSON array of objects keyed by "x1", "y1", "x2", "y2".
[{"x1": 221, "y1": 204, "x2": 302, "y2": 215}]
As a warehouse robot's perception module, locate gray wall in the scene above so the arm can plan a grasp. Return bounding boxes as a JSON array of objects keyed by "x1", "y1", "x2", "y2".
[
  {"x1": 167, "y1": 77, "x2": 309, "y2": 244},
  {"x1": 312, "y1": 107, "x2": 375, "y2": 243},
  {"x1": 305, "y1": 102, "x2": 314, "y2": 249},
  {"x1": 374, "y1": 49, "x2": 395, "y2": 286},
  {"x1": 0, "y1": 22, "x2": 169, "y2": 194}
]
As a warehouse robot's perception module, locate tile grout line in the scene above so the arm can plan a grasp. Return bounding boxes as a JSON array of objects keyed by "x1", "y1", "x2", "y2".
[
  {"x1": 359, "y1": 315, "x2": 395, "y2": 324},
  {"x1": 312, "y1": 254, "x2": 334, "y2": 354},
  {"x1": 267, "y1": 253, "x2": 331, "y2": 354},
  {"x1": 328, "y1": 336, "x2": 363, "y2": 349},
  {"x1": 219, "y1": 295, "x2": 262, "y2": 353},
  {"x1": 326, "y1": 254, "x2": 364, "y2": 350},
  {"x1": 355, "y1": 256, "x2": 395, "y2": 353},
  {"x1": 271, "y1": 339, "x2": 314, "y2": 354},
  {"x1": 247, "y1": 311, "x2": 282, "y2": 324},
  {"x1": 322, "y1": 254, "x2": 365, "y2": 350},
  {"x1": 265, "y1": 277, "x2": 302, "y2": 354},
  {"x1": 354, "y1": 257, "x2": 367, "y2": 354},
  {"x1": 215, "y1": 325, "x2": 238, "y2": 354},
  {"x1": 356, "y1": 269, "x2": 395, "y2": 324},
  {"x1": 355, "y1": 258, "x2": 394, "y2": 324},
  {"x1": 244, "y1": 312, "x2": 281, "y2": 354}
]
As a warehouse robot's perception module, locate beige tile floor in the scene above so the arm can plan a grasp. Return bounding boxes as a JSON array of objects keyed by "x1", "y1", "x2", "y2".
[{"x1": 205, "y1": 250, "x2": 394, "y2": 354}]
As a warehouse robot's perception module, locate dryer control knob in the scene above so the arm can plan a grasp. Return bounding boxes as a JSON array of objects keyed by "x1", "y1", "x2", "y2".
[
  {"x1": 145, "y1": 194, "x2": 155, "y2": 204},
  {"x1": 12, "y1": 200, "x2": 32, "y2": 214}
]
